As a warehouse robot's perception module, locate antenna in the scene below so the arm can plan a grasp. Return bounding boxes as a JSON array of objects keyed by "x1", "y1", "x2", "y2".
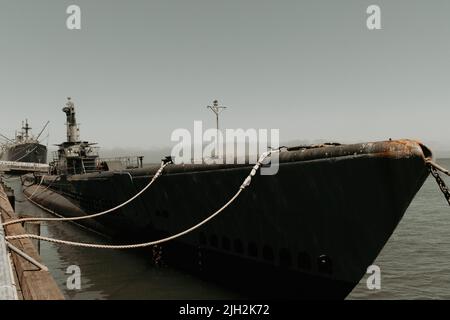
[{"x1": 207, "y1": 100, "x2": 226, "y2": 157}]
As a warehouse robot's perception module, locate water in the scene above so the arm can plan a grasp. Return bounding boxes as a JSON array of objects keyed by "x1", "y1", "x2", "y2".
[
  {"x1": 5, "y1": 160, "x2": 450, "y2": 299},
  {"x1": 349, "y1": 158, "x2": 450, "y2": 299},
  {"x1": 7, "y1": 178, "x2": 240, "y2": 300}
]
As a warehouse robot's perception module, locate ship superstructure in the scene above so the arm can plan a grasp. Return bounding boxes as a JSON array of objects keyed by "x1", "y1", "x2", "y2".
[
  {"x1": 50, "y1": 97, "x2": 99, "y2": 175},
  {"x1": 0, "y1": 119, "x2": 48, "y2": 163}
]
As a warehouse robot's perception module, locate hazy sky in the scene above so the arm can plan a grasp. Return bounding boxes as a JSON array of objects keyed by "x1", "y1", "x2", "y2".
[{"x1": 1, "y1": 0, "x2": 450, "y2": 153}]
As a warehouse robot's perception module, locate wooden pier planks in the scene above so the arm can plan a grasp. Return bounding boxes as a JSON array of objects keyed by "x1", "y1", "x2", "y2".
[
  {"x1": 0, "y1": 182, "x2": 64, "y2": 300},
  {"x1": 0, "y1": 194, "x2": 17, "y2": 300}
]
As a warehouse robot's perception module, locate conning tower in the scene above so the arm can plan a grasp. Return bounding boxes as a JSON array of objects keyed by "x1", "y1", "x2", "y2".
[
  {"x1": 52, "y1": 98, "x2": 99, "y2": 175},
  {"x1": 62, "y1": 97, "x2": 80, "y2": 143}
]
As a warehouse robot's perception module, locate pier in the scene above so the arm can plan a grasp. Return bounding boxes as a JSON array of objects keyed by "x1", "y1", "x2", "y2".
[
  {"x1": 0, "y1": 161, "x2": 49, "y2": 174},
  {"x1": 0, "y1": 184, "x2": 16, "y2": 299},
  {"x1": 0, "y1": 180, "x2": 64, "y2": 300}
]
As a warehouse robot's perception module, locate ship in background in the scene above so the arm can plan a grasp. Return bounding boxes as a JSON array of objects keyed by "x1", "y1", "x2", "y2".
[
  {"x1": 24, "y1": 98, "x2": 432, "y2": 299},
  {"x1": 0, "y1": 120, "x2": 48, "y2": 163}
]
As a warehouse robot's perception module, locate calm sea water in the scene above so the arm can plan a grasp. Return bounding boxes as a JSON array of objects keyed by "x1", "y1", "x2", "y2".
[
  {"x1": 6, "y1": 159, "x2": 450, "y2": 299},
  {"x1": 349, "y1": 158, "x2": 450, "y2": 299},
  {"x1": 7, "y1": 178, "x2": 240, "y2": 300}
]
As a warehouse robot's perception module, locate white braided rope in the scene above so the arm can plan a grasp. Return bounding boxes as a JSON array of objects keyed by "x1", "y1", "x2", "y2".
[
  {"x1": 427, "y1": 159, "x2": 450, "y2": 176},
  {"x1": 2, "y1": 161, "x2": 170, "y2": 227},
  {"x1": 5, "y1": 151, "x2": 274, "y2": 249},
  {"x1": 26, "y1": 175, "x2": 46, "y2": 199},
  {"x1": 0, "y1": 192, "x2": 9, "y2": 201},
  {"x1": 13, "y1": 175, "x2": 59, "y2": 205}
]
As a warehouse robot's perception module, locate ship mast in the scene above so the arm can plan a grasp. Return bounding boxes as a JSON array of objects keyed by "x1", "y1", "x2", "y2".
[
  {"x1": 62, "y1": 97, "x2": 80, "y2": 143},
  {"x1": 22, "y1": 119, "x2": 31, "y2": 141}
]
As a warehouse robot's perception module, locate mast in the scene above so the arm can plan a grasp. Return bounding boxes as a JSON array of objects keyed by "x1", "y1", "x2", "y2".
[
  {"x1": 207, "y1": 100, "x2": 226, "y2": 157},
  {"x1": 62, "y1": 97, "x2": 80, "y2": 143},
  {"x1": 22, "y1": 119, "x2": 31, "y2": 141}
]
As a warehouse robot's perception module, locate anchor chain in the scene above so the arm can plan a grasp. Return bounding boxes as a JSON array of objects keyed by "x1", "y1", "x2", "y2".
[{"x1": 428, "y1": 160, "x2": 450, "y2": 206}]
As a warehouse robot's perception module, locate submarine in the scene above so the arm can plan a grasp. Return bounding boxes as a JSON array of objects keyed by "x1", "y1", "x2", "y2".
[{"x1": 23, "y1": 98, "x2": 432, "y2": 299}]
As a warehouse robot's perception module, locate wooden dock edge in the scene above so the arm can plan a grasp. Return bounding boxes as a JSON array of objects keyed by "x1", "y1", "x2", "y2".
[
  {"x1": 0, "y1": 182, "x2": 64, "y2": 300},
  {"x1": 0, "y1": 194, "x2": 17, "y2": 300}
]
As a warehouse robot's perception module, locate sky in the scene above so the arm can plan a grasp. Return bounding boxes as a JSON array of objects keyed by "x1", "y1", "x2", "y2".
[{"x1": 1, "y1": 0, "x2": 450, "y2": 157}]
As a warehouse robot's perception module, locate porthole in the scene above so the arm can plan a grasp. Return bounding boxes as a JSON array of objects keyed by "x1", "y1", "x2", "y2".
[
  {"x1": 199, "y1": 232, "x2": 206, "y2": 245},
  {"x1": 222, "y1": 236, "x2": 231, "y2": 251},
  {"x1": 279, "y1": 248, "x2": 292, "y2": 268},
  {"x1": 234, "y1": 239, "x2": 244, "y2": 254},
  {"x1": 298, "y1": 252, "x2": 311, "y2": 270},
  {"x1": 209, "y1": 234, "x2": 218, "y2": 248},
  {"x1": 262, "y1": 245, "x2": 274, "y2": 262},
  {"x1": 248, "y1": 242, "x2": 258, "y2": 257}
]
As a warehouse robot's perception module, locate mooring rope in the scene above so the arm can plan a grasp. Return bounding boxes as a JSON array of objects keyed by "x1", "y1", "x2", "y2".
[
  {"x1": 14, "y1": 175, "x2": 59, "y2": 203},
  {"x1": 26, "y1": 175, "x2": 46, "y2": 199},
  {"x1": 427, "y1": 159, "x2": 450, "y2": 176},
  {"x1": 0, "y1": 192, "x2": 9, "y2": 201},
  {"x1": 2, "y1": 160, "x2": 171, "y2": 227},
  {"x1": 5, "y1": 151, "x2": 276, "y2": 249}
]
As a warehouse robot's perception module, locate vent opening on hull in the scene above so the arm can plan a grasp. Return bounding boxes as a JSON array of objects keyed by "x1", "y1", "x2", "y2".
[
  {"x1": 199, "y1": 232, "x2": 206, "y2": 245},
  {"x1": 263, "y1": 245, "x2": 274, "y2": 262},
  {"x1": 317, "y1": 254, "x2": 333, "y2": 275},
  {"x1": 221, "y1": 236, "x2": 231, "y2": 251},
  {"x1": 248, "y1": 242, "x2": 258, "y2": 258},
  {"x1": 298, "y1": 252, "x2": 312, "y2": 271},
  {"x1": 209, "y1": 234, "x2": 218, "y2": 248},
  {"x1": 234, "y1": 239, "x2": 244, "y2": 254},
  {"x1": 279, "y1": 248, "x2": 292, "y2": 268}
]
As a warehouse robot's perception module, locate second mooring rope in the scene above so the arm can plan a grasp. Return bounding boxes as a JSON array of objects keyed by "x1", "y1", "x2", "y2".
[
  {"x1": 5, "y1": 151, "x2": 276, "y2": 249},
  {"x1": 2, "y1": 161, "x2": 171, "y2": 227},
  {"x1": 14, "y1": 175, "x2": 60, "y2": 204}
]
